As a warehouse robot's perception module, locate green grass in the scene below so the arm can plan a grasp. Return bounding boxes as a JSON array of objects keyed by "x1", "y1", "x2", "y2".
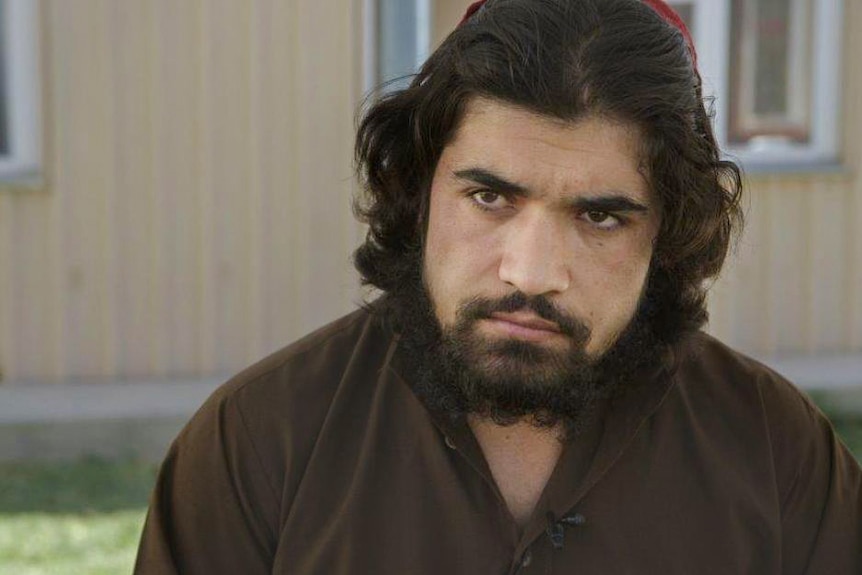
[
  {"x1": 0, "y1": 412, "x2": 859, "y2": 575},
  {"x1": 833, "y1": 418, "x2": 862, "y2": 462},
  {"x1": 0, "y1": 457, "x2": 158, "y2": 575}
]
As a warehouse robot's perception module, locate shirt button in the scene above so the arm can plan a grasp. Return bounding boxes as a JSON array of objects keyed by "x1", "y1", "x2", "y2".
[
  {"x1": 444, "y1": 435, "x2": 457, "y2": 450},
  {"x1": 562, "y1": 513, "x2": 586, "y2": 526},
  {"x1": 519, "y1": 550, "x2": 532, "y2": 568}
]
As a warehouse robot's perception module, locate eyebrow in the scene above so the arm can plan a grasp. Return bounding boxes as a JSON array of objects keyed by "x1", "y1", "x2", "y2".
[
  {"x1": 454, "y1": 168, "x2": 530, "y2": 197},
  {"x1": 452, "y1": 167, "x2": 650, "y2": 214}
]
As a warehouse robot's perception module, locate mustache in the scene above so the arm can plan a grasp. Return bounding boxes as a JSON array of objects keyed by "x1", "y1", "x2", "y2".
[{"x1": 456, "y1": 292, "x2": 590, "y2": 340}]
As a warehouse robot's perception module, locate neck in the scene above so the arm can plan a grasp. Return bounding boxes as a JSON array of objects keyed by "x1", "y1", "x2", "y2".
[{"x1": 468, "y1": 415, "x2": 566, "y2": 528}]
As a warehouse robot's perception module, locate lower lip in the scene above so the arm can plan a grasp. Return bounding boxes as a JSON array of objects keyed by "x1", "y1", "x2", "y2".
[{"x1": 481, "y1": 318, "x2": 563, "y2": 342}]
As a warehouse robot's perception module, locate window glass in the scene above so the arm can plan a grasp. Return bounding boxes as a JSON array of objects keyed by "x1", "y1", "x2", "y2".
[
  {"x1": 668, "y1": 0, "x2": 843, "y2": 169},
  {"x1": 376, "y1": 0, "x2": 430, "y2": 90},
  {"x1": 0, "y1": 0, "x2": 10, "y2": 157},
  {"x1": 0, "y1": 0, "x2": 41, "y2": 182},
  {"x1": 729, "y1": 0, "x2": 813, "y2": 145}
]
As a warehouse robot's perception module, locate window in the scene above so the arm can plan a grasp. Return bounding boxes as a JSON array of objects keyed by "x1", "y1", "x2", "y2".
[
  {"x1": 0, "y1": 0, "x2": 42, "y2": 182},
  {"x1": 669, "y1": 0, "x2": 844, "y2": 170},
  {"x1": 364, "y1": 0, "x2": 432, "y2": 92}
]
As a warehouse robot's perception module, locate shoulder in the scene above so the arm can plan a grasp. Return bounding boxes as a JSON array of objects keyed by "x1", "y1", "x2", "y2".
[
  {"x1": 669, "y1": 337, "x2": 861, "y2": 567},
  {"x1": 671, "y1": 332, "x2": 857, "y2": 499},
  {"x1": 668, "y1": 332, "x2": 834, "y2": 459},
  {"x1": 673, "y1": 331, "x2": 822, "y2": 421},
  {"x1": 170, "y1": 305, "x2": 396, "y2": 503},
  {"x1": 197, "y1": 305, "x2": 396, "y2": 434},
  {"x1": 138, "y1": 309, "x2": 398, "y2": 568},
  {"x1": 662, "y1": 331, "x2": 826, "y2": 445},
  {"x1": 208, "y1": 305, "x2": 383, "y2": 407}
]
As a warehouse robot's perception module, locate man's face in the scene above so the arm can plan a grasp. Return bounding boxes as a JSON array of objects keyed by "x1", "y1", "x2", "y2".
[{"x1": 423, "y1": 98, "x2": 660, "y2": 388}]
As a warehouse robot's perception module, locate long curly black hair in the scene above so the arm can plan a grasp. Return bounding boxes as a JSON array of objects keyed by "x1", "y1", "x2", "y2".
[{"x1": 354, "y1": 0, "x2": 743, "y2": 345}]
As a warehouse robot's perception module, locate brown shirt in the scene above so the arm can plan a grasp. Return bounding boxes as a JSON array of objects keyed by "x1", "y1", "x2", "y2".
[{"x1": 135, "y1": 307, "x2": 861, "y2": 574}]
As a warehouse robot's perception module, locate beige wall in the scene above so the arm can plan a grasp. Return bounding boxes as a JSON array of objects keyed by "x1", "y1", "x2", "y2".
[
  {"x1": 0, "y1": 0, "x2": 366, "y2": 383},
  {"x1": 696, "y1": 0, "x2": 862, "y2": 357},
  {"x1": 434, "y1": 0, "x2": 469, "y2": 46},
  {"x1": 0, "y1": 0, "x2": 859, "y2": 384}
]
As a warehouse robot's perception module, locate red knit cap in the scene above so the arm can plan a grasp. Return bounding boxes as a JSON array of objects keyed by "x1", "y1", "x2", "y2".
[{"x1": 458, "y1": 0, "x2": 697, "y2": 69}]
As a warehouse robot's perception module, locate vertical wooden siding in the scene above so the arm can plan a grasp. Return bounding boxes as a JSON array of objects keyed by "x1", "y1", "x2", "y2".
[
  {"x1": 708, "y1": 0, "x2": 862, "y2": 356},
  {"x1": 0, "y1": 0, "x2": 859, "y2": 383},
  {"x1": 0, "y1": 0, "x2": 366, "y2": 382}
]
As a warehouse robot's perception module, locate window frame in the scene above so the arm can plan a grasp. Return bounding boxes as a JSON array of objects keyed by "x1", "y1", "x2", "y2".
[
  {"x1": 668, "y1": 0, "x2": 845, "y2": 171},
  {"x1": 363, "y1": 0, "x2": 432, "y2": 93},
  {"x1": 0, "y1": 0, "x2": 42, "y2": 183}
]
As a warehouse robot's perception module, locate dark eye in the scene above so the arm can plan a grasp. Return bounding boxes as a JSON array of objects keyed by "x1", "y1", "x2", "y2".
[
  {"x1": 470, "y1": 190, "x2": 509, "y2": 211},
  {"x1": 586, "y1": 210, "x2": 610, "y2": 223},
  {"x1": 580, "y1": 210, "x2": 622, "y2": 230}
]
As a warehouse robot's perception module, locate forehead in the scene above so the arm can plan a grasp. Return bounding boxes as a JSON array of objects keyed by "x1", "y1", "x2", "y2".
[{"x1": 438, "y1": 98, "x2": 649, "y2": 202}]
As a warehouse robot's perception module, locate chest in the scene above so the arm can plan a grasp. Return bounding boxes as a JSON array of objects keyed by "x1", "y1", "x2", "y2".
[
  {"x1": 275, "y1": 430, "x2": 780, "y2": 575},
  {"x1": 274, "y1": 383, "x2": 781, "y2": 574},
  {"x1": 469, "y1": 421, "x2": 565, "y2": 527}
]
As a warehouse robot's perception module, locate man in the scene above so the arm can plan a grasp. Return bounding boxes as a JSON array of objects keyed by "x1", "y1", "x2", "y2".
[{"x1": 135, "y1": 0, "x2": 861, "y2": 573}]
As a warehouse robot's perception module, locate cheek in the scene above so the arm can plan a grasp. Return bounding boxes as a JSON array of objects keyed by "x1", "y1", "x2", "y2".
[
  {"x1": 578, "y1": 240, "x2": 654, "y2": 323},
  {"x1": 426, "y1": 189, "x2": 499, "y2": 267},
  {"x1": 424, "y1": 193, "x2": 499, "y2": 322},
  {"x1": 581, "y1": 240, "x2": 651, "y2": 290},
  {"x1": 425, "y1": 196, "x2": 466, "y2": 283}
]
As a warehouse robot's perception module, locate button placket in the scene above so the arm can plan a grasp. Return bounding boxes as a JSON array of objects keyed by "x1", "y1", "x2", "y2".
[{"x1": 510, "y1": 547, "x2": 533, "y2": 574}]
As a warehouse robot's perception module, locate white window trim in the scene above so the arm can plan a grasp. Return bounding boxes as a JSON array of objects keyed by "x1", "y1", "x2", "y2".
[
  {"x1": 414, "y1": 0, "x2": 431, "y2": 70},
  {"x1": 363, "y1": 0, "x2": 378, "y2": 94},
  {"x1": 671, "y1": 0, "x2": 844, "y2": 171},
  {"x1": 672, "y1": 0, "x2": 731, "y2": 148},
  {"x1": 365, "y1": 0, "x2": 844, "y2": 171},
  {"x1": 0, "y1": 0, "x2": 42, "y2": 181},
  {"x1": 362, "y1": 0, "x2": 432, "y2": 93}
]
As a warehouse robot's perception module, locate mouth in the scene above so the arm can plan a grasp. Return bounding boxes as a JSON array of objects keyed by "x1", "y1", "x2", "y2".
[{"x1": 482, "y1": 311, "x2": 564, "y2": 342}]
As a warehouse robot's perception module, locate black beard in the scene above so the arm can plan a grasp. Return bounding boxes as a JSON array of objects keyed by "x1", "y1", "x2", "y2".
[{"x1": 378, "y1": 258, "x2": 673, "y2": 440}]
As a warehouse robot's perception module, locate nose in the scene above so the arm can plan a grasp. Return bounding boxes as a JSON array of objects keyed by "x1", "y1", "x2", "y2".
[{"x1": 497, "y1": 209, "x2": 571, "y2": 296}]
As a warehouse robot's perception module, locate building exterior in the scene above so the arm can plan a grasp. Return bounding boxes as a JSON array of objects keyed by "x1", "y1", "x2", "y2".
[{"x1": 0, "y1": 0, "x2": 859, "y2": 389}]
